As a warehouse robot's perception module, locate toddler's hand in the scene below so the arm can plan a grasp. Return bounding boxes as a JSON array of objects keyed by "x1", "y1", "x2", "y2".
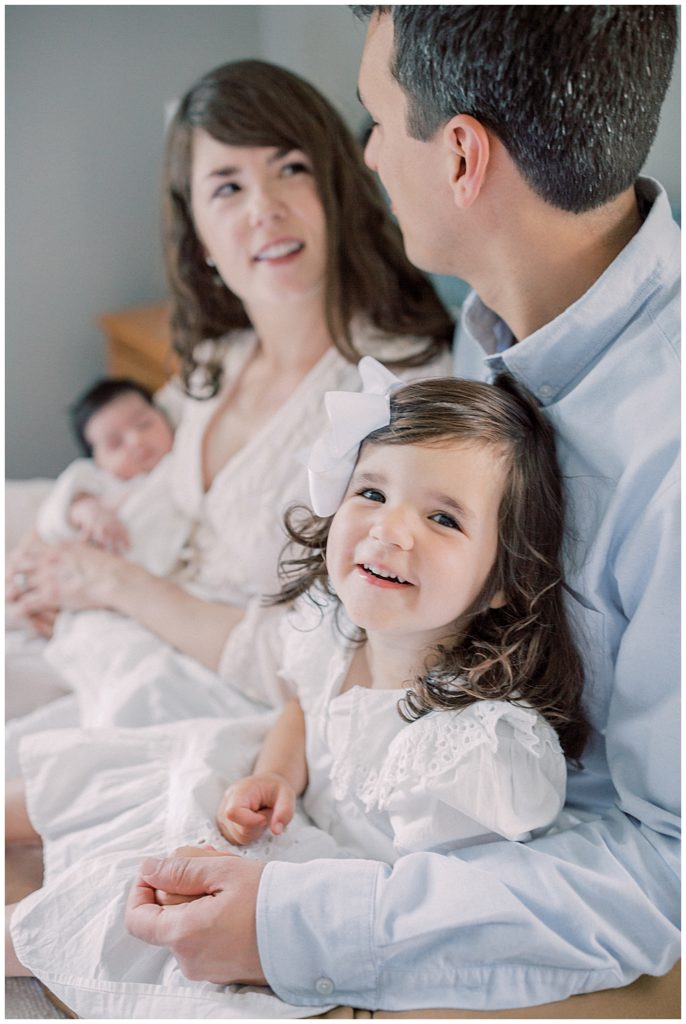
[
  {"x1": 217, "y1": 772, "x2": 296, "y2": 846},
  {"x1": 69, "y1": 495, "x2": 130, "y2": 554}
]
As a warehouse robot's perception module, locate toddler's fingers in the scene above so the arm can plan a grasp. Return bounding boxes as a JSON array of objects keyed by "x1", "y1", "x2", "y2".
[
  {"x1": 271, "y1": 788, "x2": 295, "y2": 836},
  {"x1": 217, "y1": 817, "x2": 262, "y2": 846},
  {"x1": 221, "y1": 804, "x2": 267, "y2": 828}
]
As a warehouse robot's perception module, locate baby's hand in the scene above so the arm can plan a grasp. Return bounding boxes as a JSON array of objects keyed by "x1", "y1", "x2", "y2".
[
  {"x1": 69, "y1": 495, "x2": 130, "y2": 554},
  {"x1": 217, "y1": 772, "x2": 296, "y2": 846}
]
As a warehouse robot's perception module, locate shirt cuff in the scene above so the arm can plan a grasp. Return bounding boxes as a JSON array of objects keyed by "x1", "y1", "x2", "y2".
[{"x1": 256, "y1": 857, "x2": 383, "y2": 1007}]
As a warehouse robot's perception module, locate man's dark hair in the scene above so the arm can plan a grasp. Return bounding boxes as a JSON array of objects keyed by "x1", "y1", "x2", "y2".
[
  {"x1": 353, "y1": 5, "x2": 677, "y2": 212},
  {"x1": 69, "y1": 378, "x2": 154, "y2": 456}
]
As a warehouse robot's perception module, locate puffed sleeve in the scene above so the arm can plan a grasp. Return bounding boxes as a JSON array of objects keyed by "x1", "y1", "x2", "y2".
[
  {"x1": 216, "y1": 599, "x2": 293, "y2": 708},
  {"x1": 376, "y1": 701, "x2": 567, "y2": 854}
]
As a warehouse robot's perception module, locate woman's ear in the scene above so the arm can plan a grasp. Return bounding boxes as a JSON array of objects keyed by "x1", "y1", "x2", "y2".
[{"x1": 442, "y1": 114, "x2": 490, "y2": 210}]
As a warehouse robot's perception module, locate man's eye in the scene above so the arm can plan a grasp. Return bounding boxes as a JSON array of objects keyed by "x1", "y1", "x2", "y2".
[
  {"x1": 430, "y1": 511, "x2": 460, "y2": 530},
  {"x1": 359, "y1": 488, "x2": 385, "y2": 503}
]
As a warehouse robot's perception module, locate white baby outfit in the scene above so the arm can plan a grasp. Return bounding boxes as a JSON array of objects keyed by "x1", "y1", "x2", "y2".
[
  {"x1": 36, "y1": 453, "x2": 190, "y2": 577},
  {"x1": 11, "y1": 598, "x2": 566, "y2": 1019}
]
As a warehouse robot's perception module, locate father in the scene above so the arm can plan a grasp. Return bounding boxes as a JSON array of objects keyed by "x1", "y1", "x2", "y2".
[{"x1": 126, "y1": 6, "x2": 680, "y2": 1012}]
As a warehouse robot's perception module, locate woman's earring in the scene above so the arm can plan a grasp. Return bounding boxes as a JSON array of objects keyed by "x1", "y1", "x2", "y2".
[{"x1": 205, "y1": 255, "x2": 224, "y2": 287}]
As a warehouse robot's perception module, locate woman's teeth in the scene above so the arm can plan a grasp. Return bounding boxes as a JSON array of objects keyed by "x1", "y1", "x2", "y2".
[
  {"x1": 256, "y1": 241, "x2": 304, "y2": 260},
  {"x1": 362, "y1": 563, "x2": 410, "y2": 585}
]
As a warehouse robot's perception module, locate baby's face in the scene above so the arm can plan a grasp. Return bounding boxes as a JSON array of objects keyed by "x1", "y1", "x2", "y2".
[{"x1": 86, "y1": 392, "x2": 174, "y2": 480}]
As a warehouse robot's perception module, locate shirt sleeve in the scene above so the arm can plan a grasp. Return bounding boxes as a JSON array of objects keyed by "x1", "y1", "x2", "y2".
[{"x1": 256, "y1": 480, "x2": 680, "y2": 1011}]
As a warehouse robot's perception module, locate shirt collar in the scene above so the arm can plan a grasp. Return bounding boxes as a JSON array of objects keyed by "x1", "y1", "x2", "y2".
[{"x1": 462, "y1": 178, "x2": 680, "y2": 404}]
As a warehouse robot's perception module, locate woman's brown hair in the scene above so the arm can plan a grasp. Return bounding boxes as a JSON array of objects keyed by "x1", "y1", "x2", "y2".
[
  {"x1": 163, "y1": 59, "x2": 453, "y2": 394},
  {"x1": 275, "y1": 374, "x2": 589, "y2": 763}
]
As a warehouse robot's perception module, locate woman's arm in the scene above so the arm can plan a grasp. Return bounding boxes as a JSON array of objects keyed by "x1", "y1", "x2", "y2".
[{"x1": 11, "y1": 541, "x2": 244, "y2": 672}]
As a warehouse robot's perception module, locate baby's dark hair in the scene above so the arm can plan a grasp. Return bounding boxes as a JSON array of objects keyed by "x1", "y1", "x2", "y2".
[
  {"x1": 69, "y1": 378, "x2": 155, "y2": 457},
  {"x1": 277, "y1": 374, "x2": 589, "y2": 762}
]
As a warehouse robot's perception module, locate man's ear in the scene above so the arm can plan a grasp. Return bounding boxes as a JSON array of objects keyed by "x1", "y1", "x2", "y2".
[{"x1": 442, "y1": 114, "x2": 490, "y2": 209}]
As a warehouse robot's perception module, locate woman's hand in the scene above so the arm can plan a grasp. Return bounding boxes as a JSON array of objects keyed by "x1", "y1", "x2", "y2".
[
  {"x1": 7, "y1": 539, "x2": 126, "y2": 615},
  {"x1": 217, "y1": 772, "x2": 296, "y2": 846}
]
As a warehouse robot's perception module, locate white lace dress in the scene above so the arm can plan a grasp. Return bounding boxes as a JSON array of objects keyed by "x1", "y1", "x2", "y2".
[
  {"x1": 11, "y1": 600, "x2": 566, "y2": 1019},
  {"x1": 7, "y1": 327, "x2": 452, "y2": 743}
]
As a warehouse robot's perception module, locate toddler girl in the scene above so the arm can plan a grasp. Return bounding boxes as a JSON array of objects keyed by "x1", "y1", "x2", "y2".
[
  {"x1": 6, "y1": 359, "x2": 588, "y2": 1018},
  {"x1": 215, "y1": 357, "x2": 588, "y2": 857}
]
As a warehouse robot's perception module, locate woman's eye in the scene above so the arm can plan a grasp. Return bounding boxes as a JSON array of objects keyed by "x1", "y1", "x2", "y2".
[
  {"x1": 430, "y1": 511, "x2": 460, "y2": 530},
  {"x1": 214, "y1": 181, "x2": 240, "y2": 198},
  {"x1": 281, "y1": 160, "x2": 310, "y2": 177},
  {"x1": 359, "y1": 488, "x2": 385, "y2": 503}
]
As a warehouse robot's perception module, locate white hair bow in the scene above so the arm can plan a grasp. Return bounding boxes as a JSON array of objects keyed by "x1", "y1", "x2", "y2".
[{"x1": 304, "y1": 356, "x2": 403, "y2": 517}]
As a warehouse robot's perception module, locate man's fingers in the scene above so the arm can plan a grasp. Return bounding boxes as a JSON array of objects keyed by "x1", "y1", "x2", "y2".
[
  {"x1": 139, "y1": 852, "x2": 238, "y2": 897},
  {"x1": 124, "y1": 874, "x2": 167, "y2": 945}
]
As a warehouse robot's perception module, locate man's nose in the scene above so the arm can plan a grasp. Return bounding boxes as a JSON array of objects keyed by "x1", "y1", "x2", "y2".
[{"x1": 363, "y1": 129, "x2": 379, "y2": 172}]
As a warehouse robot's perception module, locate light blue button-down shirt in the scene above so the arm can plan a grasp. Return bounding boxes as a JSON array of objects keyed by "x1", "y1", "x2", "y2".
[{"x1": 257, "y1": 178, "x2": 680, "y2": 1011}]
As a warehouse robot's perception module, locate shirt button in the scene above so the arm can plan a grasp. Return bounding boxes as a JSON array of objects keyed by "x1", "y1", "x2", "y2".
[
  {"x1": 315, "y1": 977, "x2": 335, "y2": 996},
  {"x1": 539, "y1": 384, "x2": 554, "y2": 399}
]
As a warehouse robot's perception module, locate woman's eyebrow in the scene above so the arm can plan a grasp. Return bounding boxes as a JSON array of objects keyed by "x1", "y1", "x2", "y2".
[{"x1": 205, "y1": 148, "x2": 294, "y2": 180}]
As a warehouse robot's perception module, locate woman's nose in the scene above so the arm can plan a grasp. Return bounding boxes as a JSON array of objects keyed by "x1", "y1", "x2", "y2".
[
  {"x1": 248, "y1": 184, "x2": 285, "y2": 227},
  {"x1": 369, "y1": 507, "x2": 414, "y2": 550}
]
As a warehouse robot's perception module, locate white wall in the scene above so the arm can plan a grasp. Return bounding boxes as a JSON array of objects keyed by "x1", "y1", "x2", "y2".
[
  {"x1": 6, "y1": 6, "x2": 261, "y2": 478},
  {"x1": 6, "y1": 5, "x2": 681, "y2": 479}
]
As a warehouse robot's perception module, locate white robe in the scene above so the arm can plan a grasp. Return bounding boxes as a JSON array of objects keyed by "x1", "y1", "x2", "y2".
[{"x1": 11, "y1": 600, "x2": 566, "y2": 1019}]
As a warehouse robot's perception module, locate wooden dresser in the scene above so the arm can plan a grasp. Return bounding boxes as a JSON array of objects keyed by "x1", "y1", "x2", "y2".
[{"x1": 98, "y1": 301, "x2": 179, "y2": 393}]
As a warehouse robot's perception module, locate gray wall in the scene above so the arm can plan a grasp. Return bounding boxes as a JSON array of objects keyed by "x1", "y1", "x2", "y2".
[{"x1": 6, "y1": 6, "x2": 681, "y2": 479}]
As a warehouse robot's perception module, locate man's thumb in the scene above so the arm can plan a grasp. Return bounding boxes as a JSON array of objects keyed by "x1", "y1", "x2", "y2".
[{"x1": 140, "y1": 855, "x2": 216, "y2": 896}]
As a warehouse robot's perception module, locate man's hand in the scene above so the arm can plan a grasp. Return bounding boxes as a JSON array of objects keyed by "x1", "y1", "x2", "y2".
[
  {"x1": 125, "y1": 852, "x2": 267, "y2": 985},
  {"x1": 217, "y1": 772, "x2": 296, "y2": 845}
]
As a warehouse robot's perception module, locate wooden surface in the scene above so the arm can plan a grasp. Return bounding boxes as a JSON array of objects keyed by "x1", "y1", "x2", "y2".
[{"x1": 97, "y1": 301, "x2": 178, "y2": 392}]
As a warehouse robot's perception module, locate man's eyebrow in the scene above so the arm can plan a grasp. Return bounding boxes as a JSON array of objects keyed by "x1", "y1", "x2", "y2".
[{"x1": 356, "y1": 87, "x2": 368, "y2": 110}]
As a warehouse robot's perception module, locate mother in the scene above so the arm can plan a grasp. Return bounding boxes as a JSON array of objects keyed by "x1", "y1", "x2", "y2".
[{"x1": 7, "y1": 59, "x2": 452, "y2": 727}]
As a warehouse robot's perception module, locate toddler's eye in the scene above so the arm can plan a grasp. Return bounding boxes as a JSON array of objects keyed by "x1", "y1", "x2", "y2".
[
  {"x1": 430, "y1": 511, "x2": 460, "y2": 530},
  {"x1": 359, "y1": 488, "x2": 385, "y2": 503}
]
